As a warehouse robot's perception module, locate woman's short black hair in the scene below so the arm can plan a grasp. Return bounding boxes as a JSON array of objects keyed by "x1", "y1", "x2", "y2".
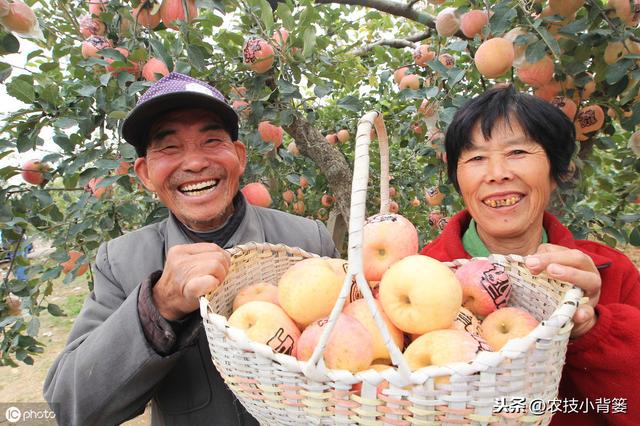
[{"x1": 445, "y1": 85, "x2": 576, "y2": 191}]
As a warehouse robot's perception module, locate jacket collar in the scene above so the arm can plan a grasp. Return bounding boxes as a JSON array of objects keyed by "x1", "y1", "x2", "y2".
[
  {"x1": 163, "y1": 204, "x2": 267, "y2": 257},
  {"x1": 427, "y1": 210, "x2": 612, "y2": 269}
]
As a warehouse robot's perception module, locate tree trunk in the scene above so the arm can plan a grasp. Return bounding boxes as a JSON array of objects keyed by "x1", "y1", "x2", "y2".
[{"x1": 283, "y1": 113, "x2": 353, "y2": 223}]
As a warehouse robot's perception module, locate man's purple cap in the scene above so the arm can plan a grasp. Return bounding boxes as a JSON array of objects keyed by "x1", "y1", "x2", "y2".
[{"x1": 121, "y1": 72, "x2": 239, "y2": 156}]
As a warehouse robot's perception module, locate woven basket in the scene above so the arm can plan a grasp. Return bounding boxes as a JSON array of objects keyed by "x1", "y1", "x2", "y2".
[{"x1": 201, "y1": 112, "x2": 583, "y2": 425}]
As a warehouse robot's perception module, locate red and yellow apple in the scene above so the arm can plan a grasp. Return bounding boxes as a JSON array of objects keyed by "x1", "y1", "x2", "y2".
[
  {"x1": 232, "y1": 282, "x2": 279, "y2": 312},
  {"x1": 379, "y1": 255, "x2": 462, "y2": 334},
  {"x1": 296, "y1": 313, "x2": 374, "y2": 372},
  {"x1": 61, "y1": 250, "x2": 89, "y2": 275},
  {"x1": 479, "y1": 307, "x2": 539, "y2": 351},
  {"x1": 362, "y1": 213, "x2": 419, "y2": 282},
  {"x1": 278, "y1": 258, "x2": 345, "y2": 327},
  {"x1": 343, "y1": 298, "x2": 404, "y2": 363},
  {"x1": 241, "y1": 182, "x2": 272, "y2": 208},
  {"x1": 20, "y1": 160, "x2": 48, "y2": 185},
  {"x1": 454, "y1": 259, "x2": 512, "y2": 317},
  {"x1": 403, "y1": 329, "x2": 480, "y2": 384},
  {"x1": 228, "y1": 301, "x2": 300, "y2": 356}
]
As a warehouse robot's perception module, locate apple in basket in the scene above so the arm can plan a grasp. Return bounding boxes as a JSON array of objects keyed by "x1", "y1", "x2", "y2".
[
  {"x1": 343, "y1": 298, "x2": 405, "y2": 364},
  {"x1": 324, "y1": 258, "x2": 362, "y2": 303},
  {"x1": 479, "y1": 307, "x2": 539, "y2": 351},
  {"x1": 379, "y1": 255, "x2": 462, "y2": 335},
  {"x1": 278, "y1": 257, "x2": 344, "y2": 328},
  {"x1": 296, "y1": 313, "x2": 374, "y2": 373},
  {"x1": 451, "y1": 306, "x2": 482, "y2": 335},
  {"x1": 227, "y1": 301, "x2": 300, "y2": 356},
  {"x1": 232, "y1": 282, "x2": 279, "y2": 312},
  {"x1": 403, "y1": 329, "x2": 481, "y2": 384},
  {"x1": 362, "y1": 213, "x2": 419, "y2": 282},
  {"x1": 455, "y1": 259, "x2": 512, "y2": 318},
  {"x1": 410, "y1": 307, "x2": 482, "y2": 341}
]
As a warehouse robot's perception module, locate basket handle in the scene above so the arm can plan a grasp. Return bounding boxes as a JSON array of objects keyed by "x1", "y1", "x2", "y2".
[{"x1": 303, "y1": 112, "x2": 413, "y2": 383}]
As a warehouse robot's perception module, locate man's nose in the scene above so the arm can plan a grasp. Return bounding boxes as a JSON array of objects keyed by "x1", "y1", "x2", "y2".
[{"x1": 181, "y1": 146, "x2": 210, "y2": 172}]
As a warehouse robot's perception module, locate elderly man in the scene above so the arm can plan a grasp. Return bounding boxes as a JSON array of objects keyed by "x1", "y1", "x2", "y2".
[{"x1": 44, "y1": 73, "x2": 338, "y2": 425}]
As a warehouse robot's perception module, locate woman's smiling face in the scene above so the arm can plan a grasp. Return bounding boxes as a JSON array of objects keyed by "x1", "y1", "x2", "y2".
[{"x1": 456, "y1": 118, "x2": 557, "y2": 249}]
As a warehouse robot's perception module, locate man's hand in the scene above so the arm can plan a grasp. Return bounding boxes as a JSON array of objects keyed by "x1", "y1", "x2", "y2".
[
  {"x1": 525, "y1": 244, "x2": 601, "y2": 339},
  {"x1": 153, "y1": 243, "x2": 231, "y2": 321}
]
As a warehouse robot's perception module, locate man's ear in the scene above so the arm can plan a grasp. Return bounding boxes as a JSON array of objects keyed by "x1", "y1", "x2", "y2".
[
  {"x1": 234, "y1": 141, "x2": 247, "y2": 174},
  {"x1": 133, "y1": 157, "x2": 156, "y2": 192}
]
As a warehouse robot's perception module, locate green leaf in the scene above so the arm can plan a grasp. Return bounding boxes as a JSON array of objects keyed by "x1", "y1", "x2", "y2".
[
  {"x1": 313, "y1": 82, "x2": 332, "y2": 98},
  {"x1": 53, "y1": 118, "x2": 78, "y2": 129},
  {"x1": 630, "y1": 227, "x2": 640, "y2": 246},
  {"x1": 0, "y1": 32, "x2": 19, "y2": 54},
  {"x1": 605, "y1": 59, "x2": 633, "y2": 84},
  {"x1": 27, "y1": 318, "x2": 40, "y2": 337},
  {"x1": 337, "y1": 95, "x2": 362, "y2": 112},
  {"x1": 76, "y1": 85, "x2": 97, "y2": 97},
  {"x1": 108, "y1": 111, "x2": 128, "y2": 120},
  {"x1": 0, "y1": 62, "x2": 11, "y2": 83},
  {"x1": 525, "y1": 40, "x2": 547, "y2": 63},
  {"x1": 537, "y1": 27, "x2": 561, "y2": 56},
  {"x1": 277, "y1": 78, "x2": 299, "y2": 96},
  {"x1": 47, "y1": 303, "x2": 65, "y2": 317},
  {"x1": 39, "y1": 62, "x2": 59, "y2": 72},
  {"x1": 6, "y1": 78, "x2": 35, "y2": 103},
  {"x1": 276, "y1": 3, "x2": 295, "y2": 29},
  {"x1": 259, "y1": 0, "x2": 274, "y2": 30},
  {"x1": 302, "y1": 26, "x2": 316, "y2": 59},
  {"x1": 187, "y1": 45, "x2": 206, "y2": 71},
  {"x1": 558, "y1": 17, "x2": 589, "y2": 34}
]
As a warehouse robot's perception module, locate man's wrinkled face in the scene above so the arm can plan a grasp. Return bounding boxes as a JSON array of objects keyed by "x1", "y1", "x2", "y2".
[{"x1": 134, "y1": 109, "x2": 246, "y2": 231}]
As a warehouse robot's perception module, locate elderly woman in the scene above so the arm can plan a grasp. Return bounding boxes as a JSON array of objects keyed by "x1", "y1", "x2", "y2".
[{"x1": 421, "y1": 86, "x2": 640, "y2": 425}]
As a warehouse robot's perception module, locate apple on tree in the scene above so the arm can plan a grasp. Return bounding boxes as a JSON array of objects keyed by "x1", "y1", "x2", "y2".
[
  {"x1": 20, "y1": 160, "x2": 48, "y2": 185},
  {"x1": 241, "y1": 182, "x2": 272, "y2": 208}
]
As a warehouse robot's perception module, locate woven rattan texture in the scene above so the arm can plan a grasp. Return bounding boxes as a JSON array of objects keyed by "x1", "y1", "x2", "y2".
[{"x1": 202, "y1": 243, "x2": 577, "y2": 425}]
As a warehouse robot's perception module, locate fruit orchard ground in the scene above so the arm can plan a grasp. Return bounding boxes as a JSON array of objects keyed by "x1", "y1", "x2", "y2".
[
  {"x1": 0, "y1": 263, "x2": 150, "y2": 424},
  {"x1": 0, "y1": 244, "x2": 637, "y2": 425}
]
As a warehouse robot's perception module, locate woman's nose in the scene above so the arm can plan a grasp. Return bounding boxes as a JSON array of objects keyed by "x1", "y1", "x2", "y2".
[{"x1": 484, "y1": 156, "x2": 514, "y2": 183}]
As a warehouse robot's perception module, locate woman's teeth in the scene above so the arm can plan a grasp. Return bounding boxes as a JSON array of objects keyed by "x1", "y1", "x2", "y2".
[
  {"x1": 179, "y1": 179, "x2": 219, "y2": 196},
  {"x1": 484, "y1": 196, "x2": 521, "y2": 208}
]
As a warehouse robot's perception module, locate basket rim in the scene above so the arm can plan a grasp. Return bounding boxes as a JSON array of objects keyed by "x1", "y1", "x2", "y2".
[{"x1": 202, "y1": 242, "x2": 583, "y2": 386}]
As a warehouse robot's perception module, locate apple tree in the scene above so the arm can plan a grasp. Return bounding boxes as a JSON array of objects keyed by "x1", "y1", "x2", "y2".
[{"x1": 0, "y1": 0, "x2": 639, "y2": 365}]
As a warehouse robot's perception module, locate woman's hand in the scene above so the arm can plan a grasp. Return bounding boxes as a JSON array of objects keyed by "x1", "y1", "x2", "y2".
[{"x1": 525, "y1": 244, "x2": 601, "y2": 338}]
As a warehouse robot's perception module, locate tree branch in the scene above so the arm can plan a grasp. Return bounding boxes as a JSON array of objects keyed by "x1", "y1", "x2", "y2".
[
  {"x1": 315, "y1": 0, "x2": 434, "y2": 25},
  {"x1": 283, "y1": 114, "x2": 353, "y2": 222},
  {"x1": 353, "y1": 31, "x2": 431, "y2": 56}
]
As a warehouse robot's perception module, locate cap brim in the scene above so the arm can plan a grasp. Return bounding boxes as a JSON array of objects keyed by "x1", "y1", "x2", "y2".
[{"x1": 121, "y1": 92, "x2": 239, "y2": 152}]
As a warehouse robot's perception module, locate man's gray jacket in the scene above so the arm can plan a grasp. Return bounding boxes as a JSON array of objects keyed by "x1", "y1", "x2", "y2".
[{"x1": 43, "y1": 204, "x2": 338, "y2": 425}]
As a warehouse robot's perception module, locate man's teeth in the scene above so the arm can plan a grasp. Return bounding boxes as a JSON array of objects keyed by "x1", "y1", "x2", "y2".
[
  {"x1": 484, "y1": 196, "x2": 521, "y2": 208},
  {"x1": 179, "y1": 180, "x2": 218, "y2": 196}
]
